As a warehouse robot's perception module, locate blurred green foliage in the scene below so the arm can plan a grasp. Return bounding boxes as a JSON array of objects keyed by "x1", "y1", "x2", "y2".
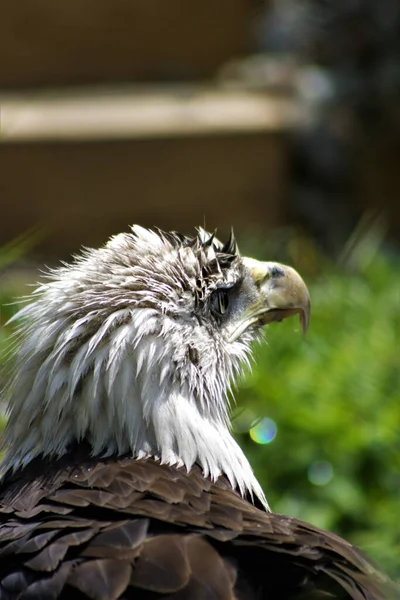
[
  {"x1": 0, "y1": 229, "x2": 44, "y2": 271},
  {"x1": 234, "y1": 230, "x2": 400, "y2": 580},
  {"x1": 0, "y1": 229, "x2": 399, "y2": 580},
  {"x1": 0, "y1": 278, "x2": 18, "y2": 441}
]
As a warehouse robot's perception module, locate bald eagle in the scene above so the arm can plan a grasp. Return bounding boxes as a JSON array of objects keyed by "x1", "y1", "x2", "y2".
[{"x1": 0, "y1": 226, "x2": 395, "y2": 600}]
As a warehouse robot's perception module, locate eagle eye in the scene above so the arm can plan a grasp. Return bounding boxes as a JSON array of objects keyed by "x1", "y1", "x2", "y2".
[{"x1": 210, "y1": 288, "x2": 230, "y2": 318}]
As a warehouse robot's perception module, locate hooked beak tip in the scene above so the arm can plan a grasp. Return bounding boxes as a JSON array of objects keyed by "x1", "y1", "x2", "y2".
[{"x1": 299, "y1": 302, "x2": 311, "y2": 334}]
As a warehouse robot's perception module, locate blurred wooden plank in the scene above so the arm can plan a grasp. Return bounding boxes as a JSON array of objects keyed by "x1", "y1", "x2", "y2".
[
  {"x1": 0, "y1": 133, "x2": 288, "y2": 259},
  {"x1": 0, "y1": 85, "x2": 292, "y2": 260},
  {"x1": 1, "y1": 86, "x2": 296, "y2": 142},
  {"x1": 0, "y1": 0, "x2": 260, "y2": 88}
]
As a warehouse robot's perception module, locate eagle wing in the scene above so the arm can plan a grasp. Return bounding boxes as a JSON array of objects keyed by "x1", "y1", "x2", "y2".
[{"x1": 0, "y1": 456, "x2": 394, "y2": 600}]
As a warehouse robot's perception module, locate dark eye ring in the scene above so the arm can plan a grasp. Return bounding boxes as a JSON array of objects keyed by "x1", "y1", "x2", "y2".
[{"x1": 211, "y1": 289, "x2": 230, "y2": 317}]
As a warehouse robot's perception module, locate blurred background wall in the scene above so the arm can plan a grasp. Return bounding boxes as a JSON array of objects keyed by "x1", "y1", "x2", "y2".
[
  {"x1": 1, "y1": 0, "x2": 400, "y2": 258},
  {"x1": 1, "y1": 0, "x2": 399, "y2": 581}
]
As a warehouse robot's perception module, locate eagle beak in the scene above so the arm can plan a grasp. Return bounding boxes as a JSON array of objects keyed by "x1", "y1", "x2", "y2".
[{"x1": 243, "y1": 258, "x2": 311, "y2": 334}]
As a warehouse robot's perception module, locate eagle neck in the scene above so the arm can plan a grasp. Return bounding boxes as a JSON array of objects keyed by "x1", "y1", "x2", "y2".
[{"x1": 142, "y1": 386, "x2": 269, "y2": 510}]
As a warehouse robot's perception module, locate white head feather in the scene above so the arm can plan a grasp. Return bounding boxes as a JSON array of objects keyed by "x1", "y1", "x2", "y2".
[{"x1": 1, "y1": 226, "x2": 310, "y2": 510}]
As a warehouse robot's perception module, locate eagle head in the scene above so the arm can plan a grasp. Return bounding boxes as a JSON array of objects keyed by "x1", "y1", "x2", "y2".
[{"x1": 1, "y1": 226, "x2": 310, "y2": 507}]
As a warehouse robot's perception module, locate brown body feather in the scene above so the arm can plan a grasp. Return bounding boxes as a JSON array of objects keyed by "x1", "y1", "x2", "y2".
[{"x1": 0, "y1": 451, "x2": 395, "y2": 600}]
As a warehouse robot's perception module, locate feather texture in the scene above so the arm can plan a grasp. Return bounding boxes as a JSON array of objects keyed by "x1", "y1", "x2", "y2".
[
  {"x1": 1, "y1": 226, "x2": 266, "y2": 506},
  {"x1": 0, "y1": 456, "x2": 395, "y2": 600},
  {"x1": 0, "y1": 226, "x2": 395, "y2": 599}
]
